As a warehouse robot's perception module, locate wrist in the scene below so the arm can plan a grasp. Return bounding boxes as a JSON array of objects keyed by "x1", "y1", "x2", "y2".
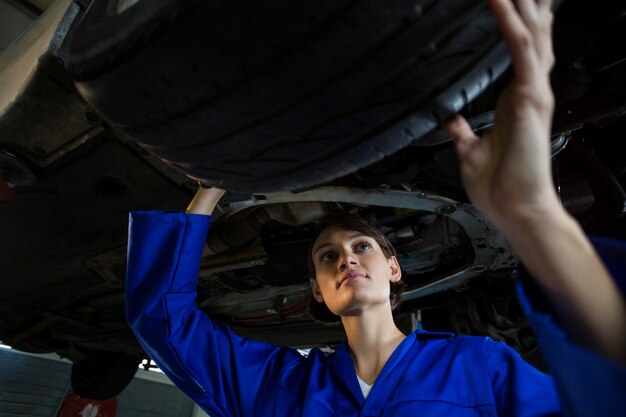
[
  {"x1": 488, "y1": 194, "x2": 566, "y2": 236},
  {"x1": 198, "y1": 186, "x2": 225, "y2": 200},
  {"x1": 497, "y1": 202, "x2": 588, "y2": 293}
]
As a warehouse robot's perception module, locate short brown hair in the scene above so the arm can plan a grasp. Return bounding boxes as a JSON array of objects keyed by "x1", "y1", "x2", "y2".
[{"x1": 308, "y1": 213, "x2": 406, "y2": 324}]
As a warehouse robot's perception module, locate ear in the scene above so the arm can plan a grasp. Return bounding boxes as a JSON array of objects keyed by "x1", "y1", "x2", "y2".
[
  {"x1": 388, "y1": 256, "x2": 402, "y2": 283},
  {"x1": 310, "y1": 278, "x2": 325, "y2": 303}
]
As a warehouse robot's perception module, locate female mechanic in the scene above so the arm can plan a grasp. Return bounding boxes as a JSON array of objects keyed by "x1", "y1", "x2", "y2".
[{"x1": 125, "y1": 0, "x2": 626, "y2": 415}]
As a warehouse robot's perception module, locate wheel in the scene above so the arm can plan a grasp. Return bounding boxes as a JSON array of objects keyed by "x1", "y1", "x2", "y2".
[
  {"x1": 69, "y1": 0, "x2": 510, "y2": 192},
  {"x1": 71, "y1": 352, "x2": 139, "y2": 400}
]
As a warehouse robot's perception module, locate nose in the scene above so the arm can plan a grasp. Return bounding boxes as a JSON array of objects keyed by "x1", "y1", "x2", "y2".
[{"x1": 338, "y1": 250, "x2": 358, "y2": 270}]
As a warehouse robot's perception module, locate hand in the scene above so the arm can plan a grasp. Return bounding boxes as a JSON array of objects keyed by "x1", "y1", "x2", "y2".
[
  {"x1": 444, "y1": 0, "x2": 559, "y2": 230},
  {"x1": 186, "y1": 186, "x2": 226, "y2": 215},
  {"x1": 444, "y1": 0, "x2": 626, "y2": 365}
]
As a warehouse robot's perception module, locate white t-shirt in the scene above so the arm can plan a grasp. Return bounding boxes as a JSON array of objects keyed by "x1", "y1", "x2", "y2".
[{"x1": 356, "y1": 374, "x2": 373, "y2": 399}]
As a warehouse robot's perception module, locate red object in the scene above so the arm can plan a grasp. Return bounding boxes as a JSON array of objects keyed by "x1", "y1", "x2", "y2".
[
  {"x1": 0, "y1": 175, "x2": 15, "y2": 201},
  {"x1": 58, "y1": 393, "x2": 117, "y2": 417}
]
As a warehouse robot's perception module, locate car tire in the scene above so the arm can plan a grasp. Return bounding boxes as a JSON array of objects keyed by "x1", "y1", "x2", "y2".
[
  {"x1": 69, "y1": 0, "x2": 510, "y2": 192},
  {"x1": 70, "y1": 352, "x2": 139, "y2": 400}
]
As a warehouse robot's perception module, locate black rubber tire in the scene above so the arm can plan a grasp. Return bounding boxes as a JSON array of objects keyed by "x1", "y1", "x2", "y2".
[
  {"x1": 71, "y1": 352, "x2": 139, "y2": 400},
  {"x1": 70, "y1": 0, "x2": 510, "y2": 192}
]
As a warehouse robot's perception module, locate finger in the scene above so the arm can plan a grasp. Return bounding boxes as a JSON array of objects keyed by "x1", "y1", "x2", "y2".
[
  {"x1": 488, "y1": 0, "x2": 540, "y2": 82},
  {"x1": 516, "y1": 0, "x2": 539, "y2": 26},
  {"x1": 535, "y1": 8, "x2": 555, "y2": 70},
  {"x1": 518, "y1": 0, "x2": 555, "y2": 71},
  {"x1": 442, "y1": 114, "x2": 479, "y2": 154},
  {"x1": 538, "y1": 0, "x2": 553, "y2": 12},
  {"x1": 498, "y1": 0, "x2": 555, "y2": 74}
]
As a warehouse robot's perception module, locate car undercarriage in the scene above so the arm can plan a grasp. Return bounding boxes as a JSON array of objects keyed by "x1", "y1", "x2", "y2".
[{"x1": 1, "y1": 0, "x2": 625, "y2": 399}]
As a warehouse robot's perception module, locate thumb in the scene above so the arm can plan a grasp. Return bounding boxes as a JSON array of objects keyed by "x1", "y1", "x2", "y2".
[{"x1": 442, "y1": 114, "x2": 479, "y2": 157}]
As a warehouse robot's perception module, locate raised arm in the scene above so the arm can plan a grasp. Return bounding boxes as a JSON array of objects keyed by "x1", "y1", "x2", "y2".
[
  {"x1": 444, "y1": 0, "x2": 626, "y2": 365},
  {"x1": 126, "y1": 187, "x2": 302, "y2": 417}
]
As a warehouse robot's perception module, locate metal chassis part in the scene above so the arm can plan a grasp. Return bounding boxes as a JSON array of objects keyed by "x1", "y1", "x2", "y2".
[{"x1": 225, "y1": 187, "x2": 516, "y2": 300}]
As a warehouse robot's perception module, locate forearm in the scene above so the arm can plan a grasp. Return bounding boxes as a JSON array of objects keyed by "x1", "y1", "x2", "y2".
[
  {"x1": 499, "y1": 203, "x2": 626, "y2": 365},
  {"x1": 126, "y1": 211, "x2": 231, "y2": 415},
  {"x1": 126, "y1": 210, "x2": 298, "y2": 416},
  {"x1": 126, "y1": 211, "x2": 212, "y2": 323}
]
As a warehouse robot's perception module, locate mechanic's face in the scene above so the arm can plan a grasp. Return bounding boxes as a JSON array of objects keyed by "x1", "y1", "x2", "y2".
[{"x1": 310, "y1": 226, "x2": 401, "y2": 317}]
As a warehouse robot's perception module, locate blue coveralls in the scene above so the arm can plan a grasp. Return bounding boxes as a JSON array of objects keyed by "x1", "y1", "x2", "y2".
[{"x1": 125, "y1": 211, "x2": 626, "y2": 417}]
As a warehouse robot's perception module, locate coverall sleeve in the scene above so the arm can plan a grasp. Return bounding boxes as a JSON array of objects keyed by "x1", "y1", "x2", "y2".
[
  {"x1": 516, "y1": 237, "x2": 626, "y2": 417},
  {"x1": 125, "y1": 211, "x2": 302, "y2": 417},
  {"x1": 485, "y1": 338, "x2": 561, "y2": 417}
]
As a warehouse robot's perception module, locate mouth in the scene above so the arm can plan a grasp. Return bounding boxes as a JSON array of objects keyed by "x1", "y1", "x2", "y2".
[{"x1": 339, "y1": 271, "x2": 366, "y2": 287}]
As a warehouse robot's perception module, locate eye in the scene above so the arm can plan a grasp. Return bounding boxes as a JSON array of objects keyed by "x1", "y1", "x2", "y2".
[
  {"x1": 354, "y1": 241, "x2": 372, "y2": 252},
  {"x1": 319, "y1": 251, "x2": 337, "y2": 263}
]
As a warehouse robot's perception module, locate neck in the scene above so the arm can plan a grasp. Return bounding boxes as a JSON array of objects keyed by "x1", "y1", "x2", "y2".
[{"x1": 341, "y1": 304, "x2": 406, "y2": 385}]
